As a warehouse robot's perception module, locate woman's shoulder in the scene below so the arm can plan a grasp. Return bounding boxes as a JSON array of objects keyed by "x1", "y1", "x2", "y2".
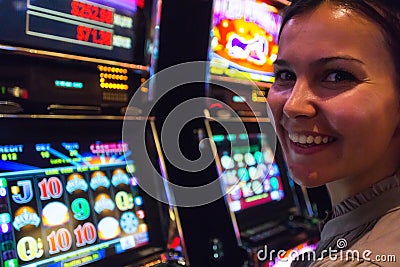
[
  {"x1": 356, "y1": 206, "x2": 400, "y2": 241},
  {"x1": 348, "y1": 207, "x2": 400, "y2": 263},
  {"x1": 307, "y1": 208, "x2": 400, "y2": 267}
]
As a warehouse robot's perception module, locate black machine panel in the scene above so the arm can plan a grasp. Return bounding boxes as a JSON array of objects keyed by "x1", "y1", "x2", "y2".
[
  {"x1": 0, "y1": 0, "x2": 155, "y2": 115},
  {"x1": 0, "y1": 0, "x2": 148, "y2": 64},
  {"x1": 0, "y1": 54, "x2": 145, "y2": 114}
]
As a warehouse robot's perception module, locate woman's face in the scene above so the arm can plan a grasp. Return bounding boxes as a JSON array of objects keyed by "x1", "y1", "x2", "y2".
[{"x1": 268, "y1": 3, "x2": 400, "y2": 187}]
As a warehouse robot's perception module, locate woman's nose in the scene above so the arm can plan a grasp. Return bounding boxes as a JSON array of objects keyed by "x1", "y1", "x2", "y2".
[{"x1": 282, "y1": 80, "x2": 317, "y2": 119}]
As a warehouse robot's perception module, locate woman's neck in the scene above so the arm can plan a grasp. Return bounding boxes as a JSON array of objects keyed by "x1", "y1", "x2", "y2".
[{"x1": 326, "y1": 167, "x2": 399, "y2": 207}]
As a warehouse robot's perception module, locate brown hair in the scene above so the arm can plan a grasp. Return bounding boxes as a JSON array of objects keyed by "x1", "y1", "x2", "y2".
[{"x1": 279, "y1": 0, "x2": 400, "y2": 85}]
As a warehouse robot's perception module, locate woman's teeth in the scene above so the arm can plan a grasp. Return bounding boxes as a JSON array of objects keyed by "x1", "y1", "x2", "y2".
[{"x1": 288, "y1": 133, "x2": 333, "y2": 145}]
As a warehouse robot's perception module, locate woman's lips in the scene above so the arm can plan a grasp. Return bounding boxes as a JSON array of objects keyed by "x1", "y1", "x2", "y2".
[
  {"x1": 286, "y1": 132, "x2": 336, "y2": 154},
  {"x1": 288, "y1": 132, "x2": 335, "y2": 145}
]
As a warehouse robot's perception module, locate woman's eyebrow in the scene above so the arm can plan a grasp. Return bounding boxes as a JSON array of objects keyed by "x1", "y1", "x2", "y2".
[
  {"x1": 273, "y1": 56, "x2": 365, "y2": 68},
  {"x1": 273, "y1": 59, "x2": 290, "y2": 67},
  {"x1": 313, "y1": 56, "x2": 365, "y2": 66}
]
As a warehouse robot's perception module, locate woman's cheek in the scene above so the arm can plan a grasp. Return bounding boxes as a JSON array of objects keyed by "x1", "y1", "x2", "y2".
[
  {"x1": 266, "y1": 89, "x2": 278, "y2": 112},
  {"x1": 267, "y1": 89, "x2": 285, "y2": 124}
]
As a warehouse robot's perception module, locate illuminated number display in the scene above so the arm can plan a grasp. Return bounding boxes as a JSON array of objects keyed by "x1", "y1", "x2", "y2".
[
  {"x1": 76, "y1": 26, "x2": 112, "y2": 46},
  {"x1": 26, "y1": 0, "x2": 117, "y2": 51},
  {"x1": 71, "y1": 0, "x2": 114, "y2": 24},
  {"x1": 38, "y1": 177, "x2": 63, "y2": 200},
  {"x1": 74, "y1": 223, "x2": 97, "y2": 247},
  {"x1": 47, "y1": 228, "x2": 72, "y2": 254},
  {"x1": 71, "y1": 198, "x2": 91, "y2": 220},
  {"x1": 1, "y1": 153, "x2": 18, "y2": 161}
]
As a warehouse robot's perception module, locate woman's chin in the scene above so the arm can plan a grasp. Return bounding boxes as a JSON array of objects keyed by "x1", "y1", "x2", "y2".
[
  {"x1": 289, "y1": 169, "x2": 326, "y2": 188},
  {"x1": 296, "y1": 180, "x2": 326, "y2": 188}
]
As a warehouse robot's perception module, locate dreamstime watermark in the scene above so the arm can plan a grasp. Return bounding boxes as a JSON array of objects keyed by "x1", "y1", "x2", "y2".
[
  {"x1": 122, "y1": 61, "x2": 277, "y2": 207},
  {"x1": 257, "y1": 238, "x2": 396, "y2": 264}
]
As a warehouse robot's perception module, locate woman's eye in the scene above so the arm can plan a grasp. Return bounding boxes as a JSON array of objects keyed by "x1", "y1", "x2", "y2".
[
  {"x1": 275, "y1": 71, "x2": 296, "y2": 81},
  {"x1": 324, "y1": 71, "x2": 357, "y2": 82}
]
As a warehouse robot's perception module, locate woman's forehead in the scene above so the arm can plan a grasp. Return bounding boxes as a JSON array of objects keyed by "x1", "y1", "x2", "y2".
[{"x1": 277, "y1": 3, "x2": 388, "y2": 61}]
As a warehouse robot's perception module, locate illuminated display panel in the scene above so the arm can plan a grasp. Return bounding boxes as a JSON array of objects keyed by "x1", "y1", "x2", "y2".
[
  {"x1": 0, "y1": 0, "x2": 142, "y2": 63},
  {"x1": 213, "y1": 133, "x2": 285, "y2": 213},
  {"x1": 208, "y1": 120, "x2": 296, "y2": 234},
  {"x1": 0, "y1": 120, "x2": 160, "y2": 267},
  {"x1": 208, "y1": 0, "x2": 281, "y2": 85}
]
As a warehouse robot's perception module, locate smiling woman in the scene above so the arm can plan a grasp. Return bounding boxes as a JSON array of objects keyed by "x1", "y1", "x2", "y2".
[{"x1": 267, "y1": 0, "x2": 400, "y2": 266}]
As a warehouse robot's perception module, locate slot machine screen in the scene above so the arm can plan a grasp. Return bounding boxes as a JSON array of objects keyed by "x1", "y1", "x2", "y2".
[
  {"x1": 213, "y1": 132, "x2": 285, "y2": 212},
  {"x1": 0, "y1": 119, "x2": 166, "y2": 267},
  {"x1": 209, "y1": 121, "x2": 295, "y2": 231},
  {"x1": 0, "y1": 0, "x2": 146, "y2": 64},
  {"x1": 208, "y1": 0, "x2": 282, "y2": 85}
]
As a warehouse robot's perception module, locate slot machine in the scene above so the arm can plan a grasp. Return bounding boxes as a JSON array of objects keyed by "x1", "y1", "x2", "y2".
[
  {"x1": 0, "y1": 1, "x2": 188, "y2": 266},
  {"x1": 204, "y1": 114, "x2": 320, "y2": 267},
  {"x1": 0, "y1": 118, "x2": 176, "y2": 267}
]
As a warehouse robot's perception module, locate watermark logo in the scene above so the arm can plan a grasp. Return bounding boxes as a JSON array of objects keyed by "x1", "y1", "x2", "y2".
[
  {"x1": 122, "y1": 61, "x2": 276, "y2": 207},
  {"x1": 257, "y1": 238, "x2": 396, "y2": 264},
  {"x1": 336, "y1": 238, "x2": 347, "y2": 249}
]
